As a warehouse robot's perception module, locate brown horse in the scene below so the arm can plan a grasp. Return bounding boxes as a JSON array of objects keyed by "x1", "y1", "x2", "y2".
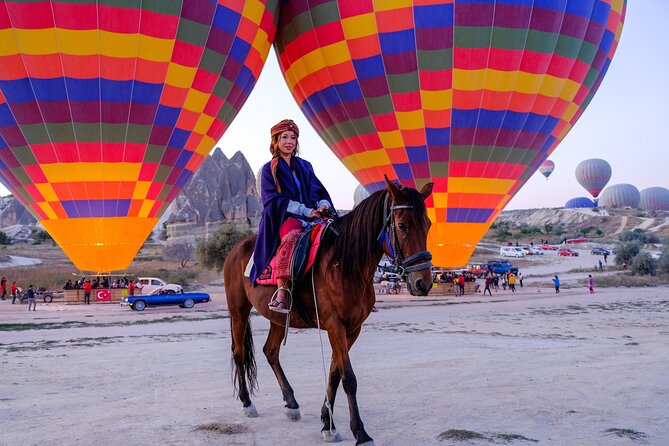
[{"x1": 223, "y1": 177, "x2": 433, "y2": 445}]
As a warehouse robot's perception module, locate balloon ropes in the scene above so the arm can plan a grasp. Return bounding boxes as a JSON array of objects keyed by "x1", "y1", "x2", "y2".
[
  {"x1": 538, "y1": 160, "x2": 555, "y2": 180},
  {"x1": 0, "y1": 1, "x2": 279, "y2": 271},
  {"x1": 274, "y1": 0, "x2": 627, "y2": 268}
]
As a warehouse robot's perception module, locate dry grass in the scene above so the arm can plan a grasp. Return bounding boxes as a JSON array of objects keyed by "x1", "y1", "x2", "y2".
[
  {"x1": 195, "y1": 422, "x2": 248, "y2": 434},
  {"x1": 603, "y1": 428, "x2": 648, "y2": 443},
  {"x1": 437, "y1": 429, "x2": 485, "y2": 441},
  {"x1": 595, "y1": 273, "x2": 669, "y2": 288}
]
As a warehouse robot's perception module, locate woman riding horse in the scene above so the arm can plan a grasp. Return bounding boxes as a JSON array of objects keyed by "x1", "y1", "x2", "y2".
[
  {"x1": 224, "y1": 172, "x2": 433, "y2": 445},
  {"x1": 249, "y1": 119, "x2": 335, "y2": 313}
]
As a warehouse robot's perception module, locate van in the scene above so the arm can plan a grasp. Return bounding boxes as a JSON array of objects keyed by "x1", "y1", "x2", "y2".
[{"x1": 500, "y1": 246, "x2": 526, "y2": 258}]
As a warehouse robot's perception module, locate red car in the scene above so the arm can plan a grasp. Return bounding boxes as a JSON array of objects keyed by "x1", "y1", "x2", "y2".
[
  {"x1": 566, "y1": 237, "x2": 588, "y2": 243},
  {"x1": 539, "y1": 244, "x2": 559, "y2": 251},
  {"x1": 558, "y1": 248, "x2": 579, "y2": 256}
]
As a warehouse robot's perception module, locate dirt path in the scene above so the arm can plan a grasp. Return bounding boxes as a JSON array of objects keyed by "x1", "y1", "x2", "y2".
[{"x1": 2, "y1": 287, "x2": 667, "y2": 445}]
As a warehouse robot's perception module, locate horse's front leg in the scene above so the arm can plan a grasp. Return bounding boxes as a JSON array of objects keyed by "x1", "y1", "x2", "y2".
[
  {"x1": 263, "y1": 322, "x2": 301, "y2": 420},
  {"x1": 328, "y1": 325, "x2": 374, "y2": 446},
  {"x1": 321, "y1": 359, "x2": 342, "y2": 442},
  {"x1": 321, "y1": 327, "x2": 362, "y2": 442}
]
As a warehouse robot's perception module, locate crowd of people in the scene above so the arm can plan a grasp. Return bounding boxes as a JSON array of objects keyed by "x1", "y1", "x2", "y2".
[{"x1": 62, "y1": 276, "x2": 138, "y2": 290}]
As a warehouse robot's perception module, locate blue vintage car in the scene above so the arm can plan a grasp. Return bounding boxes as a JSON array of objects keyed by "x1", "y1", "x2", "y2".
[{"x1": 121, "y1": 292, "x2": 210, "y2": 311}]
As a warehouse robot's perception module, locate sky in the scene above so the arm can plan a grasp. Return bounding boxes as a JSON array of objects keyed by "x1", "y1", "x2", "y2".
[{"x1": 1, "y1": 2, "x2": 665, "y2": 212}]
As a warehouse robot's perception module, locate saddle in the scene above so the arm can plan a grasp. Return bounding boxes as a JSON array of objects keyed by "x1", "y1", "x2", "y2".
[{"x1": 251, "y1": 221, "x2": 328, "y2": 286}]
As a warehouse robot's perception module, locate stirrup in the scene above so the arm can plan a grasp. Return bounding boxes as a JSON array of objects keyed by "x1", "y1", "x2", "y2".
[{"x1": 269, "y1": 286, "x2": 291, "y2": 314}]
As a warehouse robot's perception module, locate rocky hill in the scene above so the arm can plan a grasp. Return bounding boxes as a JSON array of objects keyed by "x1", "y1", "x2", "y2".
[
  {"x1": 168, "y1": 148, "x2": 261, "y2": 225},
  {"x1": 492, "y1": 207, "x2": 669, "y2": 241}
]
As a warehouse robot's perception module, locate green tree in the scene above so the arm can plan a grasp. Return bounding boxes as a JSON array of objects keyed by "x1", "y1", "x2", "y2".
[
  {"x1": 196, "y1": 223, "x2": 254, "y2": 272},
  {"x1": 0, "y1": 231, "x2": 11, "y2": 245},
  {"x1": 614, "y1": 241, "x2": 643, "y2": 265},
  {"x1": 631, "y1": 252, "x2": 657, "y2": 276}
]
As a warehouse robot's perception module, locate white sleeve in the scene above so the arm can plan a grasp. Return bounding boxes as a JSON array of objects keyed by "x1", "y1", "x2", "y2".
[{"x1": 287, "y1": 200, "x2": 312, "y2": 218}]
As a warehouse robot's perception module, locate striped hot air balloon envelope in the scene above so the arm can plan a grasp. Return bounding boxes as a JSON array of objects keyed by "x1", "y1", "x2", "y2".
[
  {"x1": 0, "y1": 0, "x2": 279, "y2": 271},
  {"x1": 539, "y1": 159, "x2": 555, "y2": 180},
  {"x1": 274, "y1": 0, "x2": 626, "y2": 268}
]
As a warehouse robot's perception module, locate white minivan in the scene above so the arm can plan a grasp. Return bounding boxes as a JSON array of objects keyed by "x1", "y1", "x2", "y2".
[{"x1": 500, "y1": 246, "x2": 526, "y2": 258}]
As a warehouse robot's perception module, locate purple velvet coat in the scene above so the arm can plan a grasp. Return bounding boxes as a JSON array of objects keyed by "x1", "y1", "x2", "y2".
[{"x1": 250, "y1": 156, "x2": 333, "y2": 284}]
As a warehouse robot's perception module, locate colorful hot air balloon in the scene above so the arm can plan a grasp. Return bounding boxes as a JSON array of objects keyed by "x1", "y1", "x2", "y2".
[
  {"x1": 0, "y1": 1, "x2": 279, "y2": 271},
  {"x1": 575, "y1": 158, "x2": 612, "y2": 200},
  {"x1": 274, "y1": 0, "x2": 627, "y2": 268},
  {"x1": 599, "y1": 184, "x2": 640, "y2": 209},
  {"x1": 639, "y1": 187, "x2": 669, "y2": 211},
  {"x1": 539, "y1": 160, "x2": 555, "y2": 180}
]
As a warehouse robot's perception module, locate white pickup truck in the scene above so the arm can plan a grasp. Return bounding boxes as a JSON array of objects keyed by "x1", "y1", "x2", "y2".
[{"x1": 137, "y1": 277, "x2": 183, "y2": 295}]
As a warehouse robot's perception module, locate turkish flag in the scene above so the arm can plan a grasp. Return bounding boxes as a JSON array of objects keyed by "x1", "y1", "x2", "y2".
[{"x1": 96, "y1": 289, "x2": 111, "y2": 301}]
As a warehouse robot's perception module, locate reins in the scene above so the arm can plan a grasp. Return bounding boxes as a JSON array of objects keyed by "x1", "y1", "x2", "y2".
[{"x1": 376, "y1": 191, "x2": 433, "y2": 279}]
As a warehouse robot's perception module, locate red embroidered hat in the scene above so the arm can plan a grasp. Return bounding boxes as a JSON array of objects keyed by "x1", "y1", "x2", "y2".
[{"x1": 269, "y1": 119, "x2": 299, "y2": 153}]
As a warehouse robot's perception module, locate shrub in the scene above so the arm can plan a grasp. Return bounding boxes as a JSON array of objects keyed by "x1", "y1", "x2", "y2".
[
  {"x1": 631, "y1": 252, "x2": 657, "y2": 276},
  {"x1": 619, "y1": 229, "x2": 660, "y2": 244},
  {"x1": 614, "y1": 241, "x2": 642, "y2": 265},
  {"x1": 0, "y1": 231, "x2": 11, "y2": 245},
  {"x1": 596, "y1": 273, "x2": 667, "y2": 288},
  {"x1": 657, "y1": 247, "x2": 669, "y2": 276},
  {"x1": 196, "y1": 223, "x2": 254, "y2": 272}
]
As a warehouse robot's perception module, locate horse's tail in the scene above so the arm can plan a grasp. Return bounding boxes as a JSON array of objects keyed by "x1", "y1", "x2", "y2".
[{"x1": 230, "y1": 318, "x2": 258, "y2": 396}]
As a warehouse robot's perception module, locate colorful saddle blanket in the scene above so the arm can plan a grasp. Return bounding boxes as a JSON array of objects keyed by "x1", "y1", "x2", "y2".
[{"x1": 252, "y1": 222, "x2": 327, "y2": 286}]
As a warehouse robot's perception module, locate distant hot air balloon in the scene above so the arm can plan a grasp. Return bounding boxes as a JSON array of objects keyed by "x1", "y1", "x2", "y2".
[
  {"x1": 599, "y1": 184, "x2": 640, "y2": 209},
  {"x1": 274, "y1": 0, "x2": 627, "y2": 268},
  {"x1": 564, "y1": 197, "x2": 595, "y2": 209},
  {"x1": 575, "y1": 158, "x2": 612, "y2": 200},
  {"x1": 639, "y1": 187, "x2": 669, "y2": 211},
  {"x1": 0, "y1": 1, "x2": 279, "y2": 271},
  {"x1": 353, "y1": 184, "x2": 370, "y2": 208},
  {"x1": 538, "y1": 160, "x2": 555, "y2": 180}
]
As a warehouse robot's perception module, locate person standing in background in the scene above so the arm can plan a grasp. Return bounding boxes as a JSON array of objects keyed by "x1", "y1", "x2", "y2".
[
  {"x1": 588, "y1": 274, "x2": 595, "y2": 294},
  {"x1": 83, "y1": 280, "x2": 92, "y2": 304},
  {"x1": 10, "y1": 281, "x2": 18, "y2": 304},
  {"x1": 27, "y1": 285, "x2": 36, "y2": 311},
  {"x1": 553, "y1": 275, "x2": 560, "y2": 293}
]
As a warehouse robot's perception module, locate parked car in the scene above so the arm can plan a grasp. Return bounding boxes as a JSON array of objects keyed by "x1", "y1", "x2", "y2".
[
  {"x1": 500, "y1": 246, "x2": 525, "y2": 258},
  {"x1": 539, "y1": 244, "x2": 559, "y2": 251},
  {"x1": 466, "y1": 262, "x2": 489, "y2": 278},
  {"x1": 520, "y1": 247, "x2": 534, "y2": 255},
  {"x1": 529, "y1": 247, "x2": 545, "y2": 255},
  {"x1": 487, "y1": 260, "x2": 519, "y2": 275},
  {"x1": 373, "y1": 262, "x2": 402, "y2": 283},
  {"x1": 137, "y1": 277, "x2": 183, "y2": 295},
  {"x1": 566, "y1": 237, "x2": 588, "y2": 243},
  {"x1": 558, "y1": 248, "x2": 579, "y2": 257},
  {"x1": 18, "y1": 288, "x2": 64, "y2": 303},
  {"x1": 591, "y1": 247, "x2": 610, "y2": 256},
  {"x1": 121, "y1": 292, "x2": 210, "y2": 311}
]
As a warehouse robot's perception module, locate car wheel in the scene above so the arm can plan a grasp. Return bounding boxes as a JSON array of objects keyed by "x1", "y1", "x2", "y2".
[
  {"x1": 183, "y1": 298, "x2": 195, "y2": 309},
  {"x1": 133, "y1": 300, "x2": 146, "y2": 311},
  {"x1": 43, "y1": 294, "x2": 53, "y2": 303}
]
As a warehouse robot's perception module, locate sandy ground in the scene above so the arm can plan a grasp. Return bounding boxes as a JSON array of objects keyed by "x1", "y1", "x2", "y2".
[{"x1": 1, "y1": 276, "x2": 667, "y2": 446}]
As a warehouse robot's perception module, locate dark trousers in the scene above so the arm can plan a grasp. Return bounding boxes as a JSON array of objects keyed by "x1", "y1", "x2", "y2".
[
  {"x1": 484, "y1": 286, "x2": 491, "y2": 296},
  {"x1": 84, "y1": 292, "x2": 91, "y2": 304}
]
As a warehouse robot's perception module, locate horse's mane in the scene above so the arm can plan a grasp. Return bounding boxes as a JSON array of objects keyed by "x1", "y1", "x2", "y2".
[{"x1": 325, "y1": 186, "x2": 428, "y2": 283}]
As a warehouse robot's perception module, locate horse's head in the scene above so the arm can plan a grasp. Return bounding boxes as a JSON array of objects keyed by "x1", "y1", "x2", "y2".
[{"x1": 382, "y1": 176, "x2": 434, "y2": 296}]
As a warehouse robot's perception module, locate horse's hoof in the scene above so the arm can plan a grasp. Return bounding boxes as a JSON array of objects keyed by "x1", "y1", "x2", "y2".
[
  {"x1": 356, "y1": 441, "x2": 375, "y2": 446},
  {"x1": 321, "y1": 429, "x2": 342, "y2": 443},
  {"x1": 285, "y1": 407, "x2": 301, "y2": 421},
  {"x1": 242, "y1": 403, "x2": 258, "y2": 417}
]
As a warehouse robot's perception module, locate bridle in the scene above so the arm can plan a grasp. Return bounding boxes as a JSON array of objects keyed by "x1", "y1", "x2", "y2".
[{"x1": 376, "y1": 190, "x2": 433, "y2": 278}]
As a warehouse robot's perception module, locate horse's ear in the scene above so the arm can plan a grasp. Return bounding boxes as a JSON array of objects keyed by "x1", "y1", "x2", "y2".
[
  {"x1": 384, "y1": 174, "x2": 401, "y2": 201},
  {"x1": 419, "y1": 182, "x2": 433, "y2": 201}
]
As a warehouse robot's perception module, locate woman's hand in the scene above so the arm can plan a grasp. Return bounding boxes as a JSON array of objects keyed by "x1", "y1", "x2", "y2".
[{"x1": 309, "y1": 209, "x2": 322, "y2": 219}]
